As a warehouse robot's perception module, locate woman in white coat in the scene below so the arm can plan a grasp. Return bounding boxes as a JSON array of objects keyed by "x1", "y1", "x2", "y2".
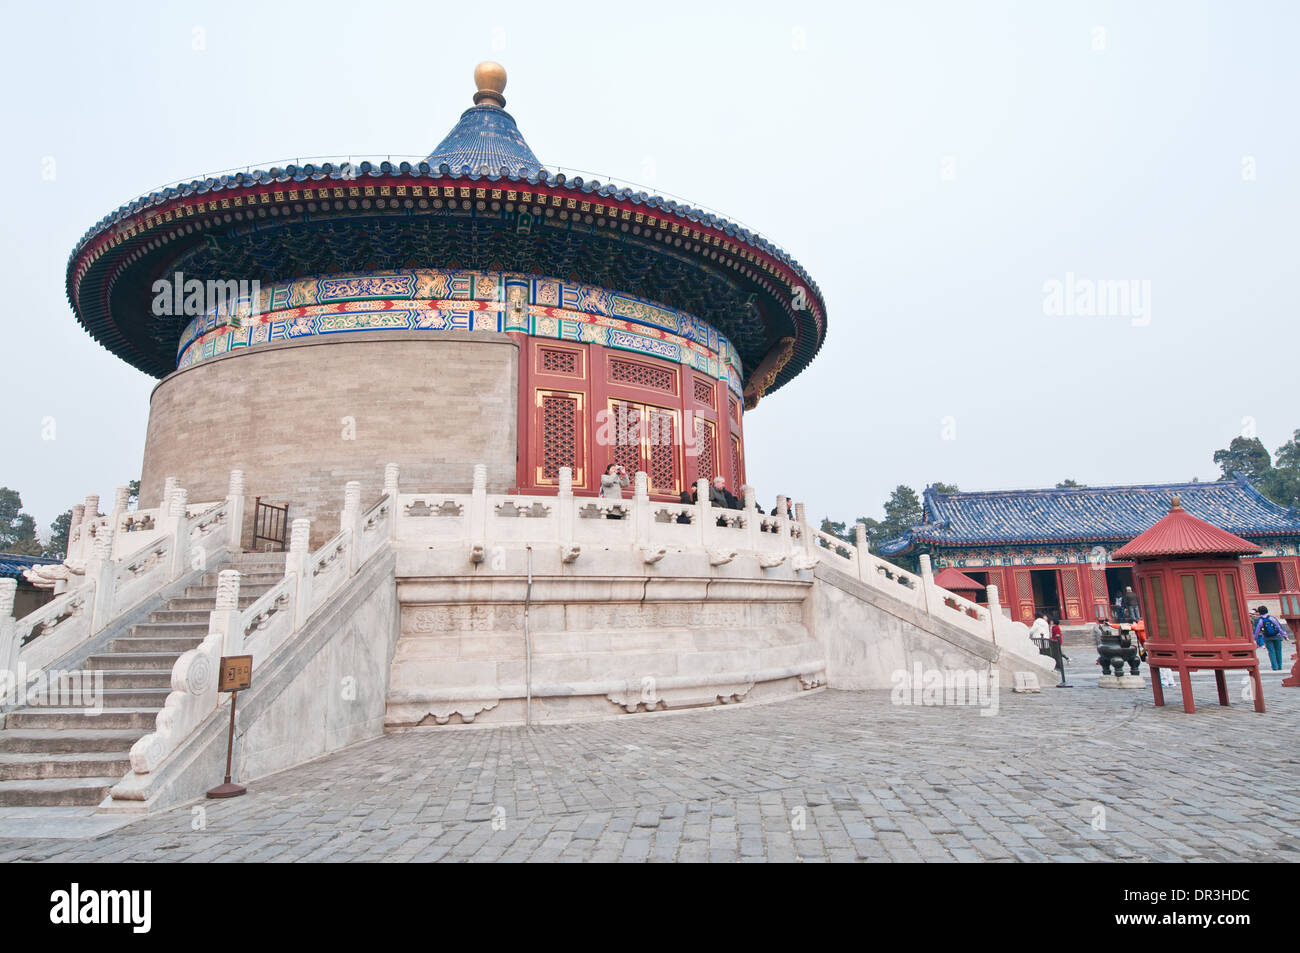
[{"x1": 600, "y1": 463, "x2": 629, "y2": 518}]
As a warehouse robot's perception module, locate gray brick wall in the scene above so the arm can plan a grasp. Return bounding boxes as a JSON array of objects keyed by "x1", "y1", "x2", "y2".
[{"x1": 140, "y1": 331, "x2": 519, "y2": 548}]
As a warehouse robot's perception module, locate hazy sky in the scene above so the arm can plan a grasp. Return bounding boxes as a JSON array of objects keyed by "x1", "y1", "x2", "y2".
[{"x1": 2, "y1": 0, "x2": 1296, "y2": 536}]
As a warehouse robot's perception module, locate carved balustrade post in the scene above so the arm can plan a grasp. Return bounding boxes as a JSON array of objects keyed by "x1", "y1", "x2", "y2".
[
  {"x1": 557, "y1": 467, "x2": 574, "y2": 546},
  {"x1": 696, "y1": 477, "x2": 711, "y2": 550},
  {"x1": 470, "y1": 463, "x2": 488, "y2": 549},
  {"x1": 111, "y1": 486, "x2": 131, "y2": 559},
  {"x1": 286, "y1": 518, "x2": 312, "y2": 631},
  {"x1": 167, "y1": 487, "x2": 189, "y2": 580},
  {"x1": 743, "y1": 485, "x2": 760, "y2": 553},
  {"x1": 987, "y1": 584, "x2": 1002, "y2": 645},
  {"x1": 919, "y1": 553, "x2": 934, "y2": 612},
  {"x1": 795, "y1": 502, "x2": 812, "y2": 558},
  {"x1": 79, "y1": 495, "x2": 100, "y2": 566},
  {"x1": 0, "y1": 579, "x2": 17, "y2": 683},
  {"x1": 67, "y1": 504, "x2": 85, "y2": 563},
  {"x1": 854, "y1": 522, "x2": 869, "y2": 582},
  {"x1": 343, "y1": 480, "x2": 362, "y2": 575},
  {"x1": 88, "y1": 520, "x2": 118, "y2": 634},
  {"x1": 211, "y1": 569, "x2": 244, "y2": 657},
  {"x1": 633, "y1": 471, "x2": 650, "y2": 550},
  {"x1": 383, "y1": 464, "x2": 401, "y2": 540},
  {"x1": 227, "y1": 470, "x2": 246, "y2": 551},
  {"x1": 773, "y1": 495, "x2": 788, "y2": 548}
]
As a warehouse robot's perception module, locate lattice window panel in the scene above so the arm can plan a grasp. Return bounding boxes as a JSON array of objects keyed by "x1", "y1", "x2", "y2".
[
  {"x1": 647, "y1": 409, "x2": 679, "y2": 494},
  {"x1": 1090, "y1": 568, "x2": 1108, "y2": 599},
  {"x1": 539, "y1": 392, "x2": 581, "y2": 484},
  {"x1": 1284, "y1": 561, "x2": 1299, "y2": 589},
  {"x1": 610, "y1": 401, "x2": 643, "y2": 476},
  {"x1": 729, "y1": 394, "x2": 741, "y2": 424},
  {"x1": 693, "y1": 378, "x2": 715, "y2": 407},
  {"x1": 1061, "y1": 569, "x2": 1082, "y2": 619},
  {"x1": 609, "y1": 358, "x2": 675, "y2": 393},
  {"x1": 539, "y1": 347, "x2": 579, "y2": 376},
  {"x1": 731, "y1": 435, "x2": 743, "y2": 488},
  {"x1": 695, "y1": 418, "x2": 716, "y2": 481},
  {"x1": 1243, "y1": 562, "x2": 1259, "y2": 594}
]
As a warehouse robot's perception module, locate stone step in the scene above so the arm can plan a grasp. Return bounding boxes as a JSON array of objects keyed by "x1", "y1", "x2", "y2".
[
  {"x1": 230, "y1": 562, "x2": 287, "y2": 574},
  {"x1": 55, "y1": 670, "x2": 173, "y2": 691},
  {"x1": 148, "y1": 609, "x2": 217, "y2": 624},
  {"x1": 166, "y1": 595, "x2": 262, "y2": 611},
  {"x1": 235, "y1": 546, "x2": 286, "y2": 561},
  {"x1": 86, "y1": 653, "x2": 183, "y2": 672},
  {"x1": 0, "y1": 752, "x2": 132, "y2": 781},
  {"x1": 201, "y1": 570, "x2": 283, "y2": 586},
  {"x1": 108, "y1": 635, "x2": 204, "y2": 654},
  {"x1": 185, "y1": 582, "x2": 277, "y2": 600},
  {"x1": 129, "y1": 616, "x2": 208, "y2": 631},
  {"x1": 0, "y1": 728, "x2": 147, "y2": 754},
  {"x1": 0, "y1": 777, "x2": 119, "y2": 807},
  {"x1": 4, "y1": 708, "x2": 159, "y2": 731},
  {"x1": 27, "y1": 688, "x2": 169, "y2": 709}
]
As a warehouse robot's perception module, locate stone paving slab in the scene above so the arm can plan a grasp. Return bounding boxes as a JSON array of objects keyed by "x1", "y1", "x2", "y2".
[{"x1": 0, "y1": 680, "x2": 1297, "y2": 863}]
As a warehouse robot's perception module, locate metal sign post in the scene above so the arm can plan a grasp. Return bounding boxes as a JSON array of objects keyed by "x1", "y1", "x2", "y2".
[{"x1": 207, "y1": 655, "x2": 252, "y2": 799}]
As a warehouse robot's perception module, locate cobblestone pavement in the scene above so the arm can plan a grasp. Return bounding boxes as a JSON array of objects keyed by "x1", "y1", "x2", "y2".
[{"x1": 2, "y1": 671, "x2": 1298, "y2": 863}]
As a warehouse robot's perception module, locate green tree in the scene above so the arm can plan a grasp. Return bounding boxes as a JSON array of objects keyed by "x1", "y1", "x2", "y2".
[
  {"x1": 1274, "y1": 429, "x2": 1300, "y2": 471},
  {"x1": 820, "y1": 517, "x2": 849, "y2": 542},
  {"x1": 932, "y1": 482, "x2": 960, "y2": 494},
  {"x1": 882, "y1": 485, "x2": 923, "y2": 532},
  {"x1": 45, "y1": 510, "x2": 73, "y2": 559},
  {"x1": 1211, "y1": 431, "x2": 1300, "y2": 509},
  {"x1": 1056, "y1": 479, "x2": 1086, "y2": 488},
  {"x1": 1213, "y1": 436, "x2": 1272, "y2": 483},
  {"x1": 0, "y1": 488, "x2": 42, "y2": 556},
  {"x1": 1265, "y1": 429, "x2": 1300, "y2": 509},
  {"x1": 127, "y1": 479, "x2": 140, "y2": 506}
]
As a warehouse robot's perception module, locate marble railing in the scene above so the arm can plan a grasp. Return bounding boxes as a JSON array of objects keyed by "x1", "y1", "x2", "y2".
[
  {"x1": 397, "y1": 465, "x2": 821, "y2": 569},
  {"x1": 392, "y1": 463, "x2": 1046, "y2": 660},
  {"x1": 126, "y1": 475, "x2": 395, "y2": 776},
  {"x1": 1, "y1": 473, "x2": 246, "y2": 693}
]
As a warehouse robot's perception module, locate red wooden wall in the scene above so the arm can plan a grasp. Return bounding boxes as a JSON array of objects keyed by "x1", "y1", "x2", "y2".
[{"x1": 513, "y1": 337, "x2": 744, "y2": 499}]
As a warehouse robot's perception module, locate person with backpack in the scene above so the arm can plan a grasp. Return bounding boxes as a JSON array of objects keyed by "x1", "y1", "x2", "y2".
[{"x1": 1253, "y1": 606, "x2": 1292, "y2": 671}]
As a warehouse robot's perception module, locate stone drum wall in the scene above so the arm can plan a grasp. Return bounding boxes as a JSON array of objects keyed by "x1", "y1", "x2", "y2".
[{"x1": 140, "y1": 331, "x2": 518, "y2": 548}]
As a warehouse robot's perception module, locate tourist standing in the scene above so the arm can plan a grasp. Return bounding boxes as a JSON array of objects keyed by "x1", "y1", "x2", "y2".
[
  {"x1": 709, "y1": 475, "x2": 739, "y2": 509},
  {"x1": 600, "y1": 463, "x2": 629, "y2": 519},
  {"x1": 1253, "y1": 606, "x2": 1291, "y2": 671},
  {"x1": 1028, "y1": 611, "x2": 1050, "y2": 650},
  {"x1": 1121, "y1": 586, "x2": 1141, "y2": 622},
  {"x1": 709, "y1": 475, "x2": 738, "y2": 526},
  {"x1": 1049, "y1": 616, "x2": 1071, "y2": 687}
]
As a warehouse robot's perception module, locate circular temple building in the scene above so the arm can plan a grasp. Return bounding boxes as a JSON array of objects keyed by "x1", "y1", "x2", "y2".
[{"x1": 67, "y1": 63, "x2": 827, "y2": 546}]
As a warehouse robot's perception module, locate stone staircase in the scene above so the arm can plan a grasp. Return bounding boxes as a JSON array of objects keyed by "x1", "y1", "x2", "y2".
[{"x1": 0, "y1": 551, "x2": 286, "y2": 807}]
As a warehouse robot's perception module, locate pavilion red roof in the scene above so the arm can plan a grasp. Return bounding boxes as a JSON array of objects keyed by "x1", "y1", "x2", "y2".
[
  {"x1": 933, "y1": 567, "x2": 985, "y2": 592},
  {"x1": 1112, "y1": 495, "x2": 1263, "y2": 560}
]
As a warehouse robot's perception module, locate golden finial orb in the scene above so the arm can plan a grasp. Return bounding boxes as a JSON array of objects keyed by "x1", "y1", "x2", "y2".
[{"x1": 473, "y1": 61, "x2": 508, "y2": 108}]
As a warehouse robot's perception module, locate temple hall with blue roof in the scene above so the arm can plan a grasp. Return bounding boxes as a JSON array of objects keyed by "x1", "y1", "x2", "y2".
[{"x1": 881, "y1": 475, "x2": 1300, "y2": 625}]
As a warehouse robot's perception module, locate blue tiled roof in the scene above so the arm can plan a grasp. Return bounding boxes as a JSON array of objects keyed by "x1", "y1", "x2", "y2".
[
  {"x1": 878, "y1": 475, "x2": 1300, "y2": 555},
  {"x1": 425, "y1": 105, "x2": 542, "y2": 177},
  {"x1": 0, "y1": 553, "x2": 58, "y2": 580}
]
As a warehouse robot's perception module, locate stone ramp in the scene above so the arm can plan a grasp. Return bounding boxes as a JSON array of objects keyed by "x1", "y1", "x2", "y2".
[
  {"x1": 0, "y1": 552, "x2": 285, "y2": 807},
  {"x1": 811, "y1": 561, "x2": 1058, "y2": 689}
]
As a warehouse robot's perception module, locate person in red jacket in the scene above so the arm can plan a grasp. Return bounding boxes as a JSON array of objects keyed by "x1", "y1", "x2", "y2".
[{"x1": 1049, "y1": 616, "x2": 1071, "y2": 688}]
